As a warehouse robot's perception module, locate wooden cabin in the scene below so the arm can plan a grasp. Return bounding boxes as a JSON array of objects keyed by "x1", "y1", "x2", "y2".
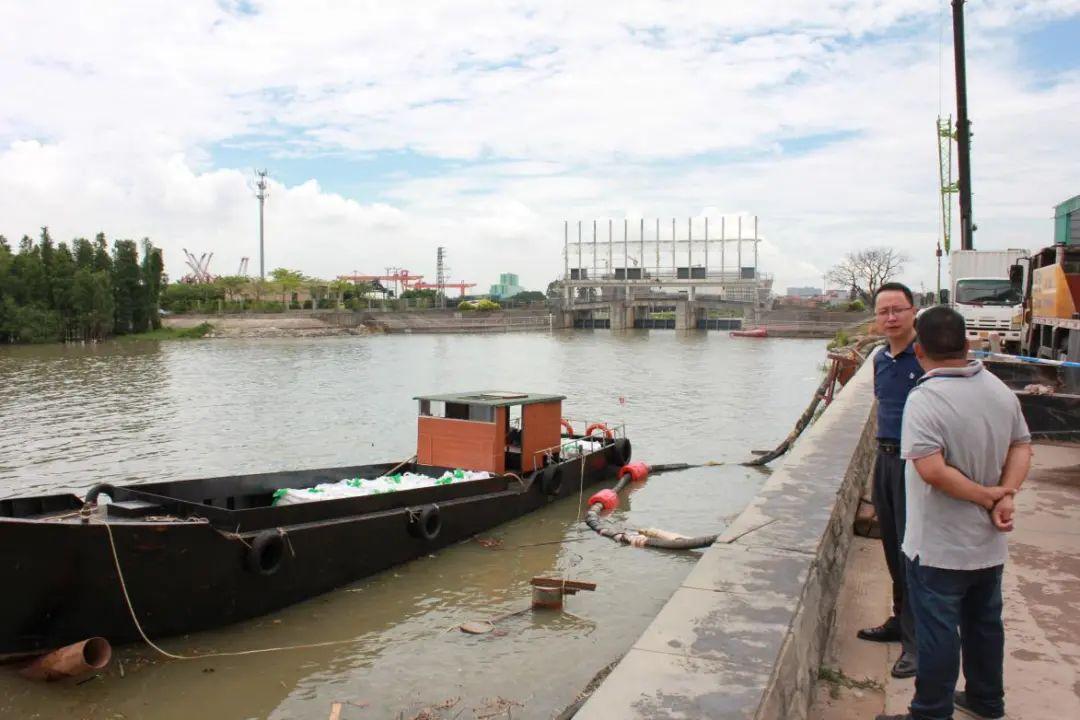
[{"x1": 415, "y1": 391, "x2": 565, "y2": 474}]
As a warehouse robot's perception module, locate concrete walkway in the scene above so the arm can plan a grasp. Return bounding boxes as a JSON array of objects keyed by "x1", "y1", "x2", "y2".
[{"x1": 809, "y1": 442, "x2": 1080, "y2": 719}]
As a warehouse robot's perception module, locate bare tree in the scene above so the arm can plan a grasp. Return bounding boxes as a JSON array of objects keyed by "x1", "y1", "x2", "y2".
[{"x1": 826, "y1": 248, "x2": 908, "y2": 302}]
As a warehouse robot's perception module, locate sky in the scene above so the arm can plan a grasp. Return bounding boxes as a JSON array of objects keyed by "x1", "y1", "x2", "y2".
[{"x1": 1, "y1": 1, "x2": 1078, "y2": 294}]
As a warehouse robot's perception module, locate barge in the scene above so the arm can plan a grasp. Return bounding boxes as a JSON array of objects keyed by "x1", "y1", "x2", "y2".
[{"x1": 0, "y1": 391, "x2": 630, "y2": 655}]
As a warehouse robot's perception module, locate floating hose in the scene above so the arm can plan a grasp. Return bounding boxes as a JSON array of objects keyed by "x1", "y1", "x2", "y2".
[{"x1": 583, "y1": 468, "x2": 719, "y2": 550}]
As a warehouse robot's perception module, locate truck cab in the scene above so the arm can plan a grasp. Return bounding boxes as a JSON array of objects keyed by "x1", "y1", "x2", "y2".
[
  {"x1": 1016, "y1": 195, "x2": 1080, "y2": 362},
  {"x1": 950, "y1": 249, "x2": 1029, "y2": 351}
]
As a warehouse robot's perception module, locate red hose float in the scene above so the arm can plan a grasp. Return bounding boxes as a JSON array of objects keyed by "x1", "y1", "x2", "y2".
[
  {"x1": 585, "y1": 422, "x2": 614, "y2": 440},
  {"x1": 560, "y1": 418, "x2": 575, "y2": 436},
  {"x1": 587, "y1": 488, "x2": 619, "y2": 512},
  {"x1": 619, "y1": 462, "x2": 650, "y2": 483}
]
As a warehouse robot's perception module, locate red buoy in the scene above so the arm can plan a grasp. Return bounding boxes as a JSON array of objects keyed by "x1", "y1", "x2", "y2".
[
  {"x1": 619, "y1": 462, "x2": 650, "y2": 483},
  {"x1": 587, "y1": 488, "x2": 619, "y2": 511}
]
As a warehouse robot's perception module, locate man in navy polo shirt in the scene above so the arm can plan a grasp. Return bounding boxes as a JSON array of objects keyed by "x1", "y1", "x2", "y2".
[{"x1": 858, "y1": 281, "x2": 922, "y2": 678}]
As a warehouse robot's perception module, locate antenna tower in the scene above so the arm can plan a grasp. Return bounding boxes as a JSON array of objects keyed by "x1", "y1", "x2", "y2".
[
  {"x1": 436, "y1": 246, "x2": 447, "y2": 308},
  {"x1": 936, "y1": 115, "x2": 957, "y2": 258},
  {"x1": 255, "y1": 170, "x2": 269, "y2": 279}
]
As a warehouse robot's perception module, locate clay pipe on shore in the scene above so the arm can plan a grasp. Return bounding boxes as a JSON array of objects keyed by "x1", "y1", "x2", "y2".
[{"x1": 19, "y1": 637, "x2": 112, "y2": 681}]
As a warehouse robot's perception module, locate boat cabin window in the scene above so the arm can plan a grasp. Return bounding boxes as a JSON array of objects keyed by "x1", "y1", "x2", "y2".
[{"x1": 418, "y1": 399, "x2": 495, "y2": 423}]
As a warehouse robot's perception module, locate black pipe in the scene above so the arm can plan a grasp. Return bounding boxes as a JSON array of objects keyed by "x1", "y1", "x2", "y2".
[
  {"x1": 953, "y1": 0, "x2": 974, "y2": 250},
  {"x1": 583, "y1": 476, "x2": 718, "y2": 550}
]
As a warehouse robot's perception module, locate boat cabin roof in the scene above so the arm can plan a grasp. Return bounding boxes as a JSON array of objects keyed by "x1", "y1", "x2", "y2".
[{"x1": 413, "y1": 391, "x2": 565, "y2": 408}]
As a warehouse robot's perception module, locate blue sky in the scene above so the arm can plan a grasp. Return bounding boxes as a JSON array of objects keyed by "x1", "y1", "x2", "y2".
[{"x1": 1, "y1": 1, "x2": 1078, "y2": 291}]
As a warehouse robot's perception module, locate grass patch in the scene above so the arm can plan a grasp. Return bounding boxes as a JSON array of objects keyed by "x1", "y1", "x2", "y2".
[
  {"x1": 117, "y1": 323, "x2": 214, "y2": 341},
  {"x1": 818, "y1": 666, "x2": 884, "y2": 699},
  {"x1": 827, "y1": 328, "x2": 851, "y2": 350}
]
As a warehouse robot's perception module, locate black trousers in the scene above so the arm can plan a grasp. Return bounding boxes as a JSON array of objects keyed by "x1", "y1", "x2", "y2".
[{"x1": 872, "y1": 449, "x2": 917, "y2": 658}]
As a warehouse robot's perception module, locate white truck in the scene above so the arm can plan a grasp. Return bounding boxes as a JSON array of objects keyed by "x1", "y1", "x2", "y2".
[{"x1": 949, "y1": 249, "x2": 1029, "y2": 351}]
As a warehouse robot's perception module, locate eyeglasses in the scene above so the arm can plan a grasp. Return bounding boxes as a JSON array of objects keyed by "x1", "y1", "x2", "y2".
[{"x1": 875, "y1": 306, "x2": 913, "y2": 319}]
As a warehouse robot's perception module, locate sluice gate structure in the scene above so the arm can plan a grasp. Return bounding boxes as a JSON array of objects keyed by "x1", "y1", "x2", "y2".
[{"x1": 557, "y1": 216, "x2": 773, "y2": 330}]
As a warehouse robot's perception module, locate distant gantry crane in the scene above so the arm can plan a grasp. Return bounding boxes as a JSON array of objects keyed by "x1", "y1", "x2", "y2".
[
  {"x1": 412, "y1": 280, "x2": 477, "y2": 297},
  {"x1": 182, "y1": 248, "x2": 215, "y2": 284},
  {"x1": 237, "y1": 257, "x2": 250, "y2": 277},
  {"x1": 336, "y1": 269, "x2": 424, "y2": 297}
]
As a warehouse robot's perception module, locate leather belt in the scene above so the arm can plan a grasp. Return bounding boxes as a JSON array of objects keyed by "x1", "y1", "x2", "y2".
[{"x1": 878, "y1": 441, "x2": 900, "y2": 455}]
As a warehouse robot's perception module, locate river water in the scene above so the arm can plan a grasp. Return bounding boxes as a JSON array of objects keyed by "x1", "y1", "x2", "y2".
[{"x1": 0, "y1": 331, "x2": 825, "y2": 720}]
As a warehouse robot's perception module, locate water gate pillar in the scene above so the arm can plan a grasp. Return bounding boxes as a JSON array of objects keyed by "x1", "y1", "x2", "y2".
[
  {"x1": 675, "y1": 301, "x2": 701, "y2": 331},
  {"x1": 609, "y1": 302, "x2": 636, "y2": 331}
]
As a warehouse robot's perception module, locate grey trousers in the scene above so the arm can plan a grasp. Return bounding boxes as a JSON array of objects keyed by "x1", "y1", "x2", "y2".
[{"x1": 872, "y1": 449, "x2": 917, "y2": 659}]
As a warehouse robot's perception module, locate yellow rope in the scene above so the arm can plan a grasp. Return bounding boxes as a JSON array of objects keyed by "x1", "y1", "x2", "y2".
[{"x1": 99, "y1": 520, "x2": 363, "y2": 660}]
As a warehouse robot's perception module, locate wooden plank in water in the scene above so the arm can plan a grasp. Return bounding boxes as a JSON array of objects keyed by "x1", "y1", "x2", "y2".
[{"x1": 529, "y1": 577, "x2": 596, "y2": 592}]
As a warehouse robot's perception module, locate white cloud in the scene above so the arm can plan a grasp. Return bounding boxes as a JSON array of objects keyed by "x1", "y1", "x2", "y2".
[{"x1": 0, "y1": 0, "x2": 1078, "y2": 293}]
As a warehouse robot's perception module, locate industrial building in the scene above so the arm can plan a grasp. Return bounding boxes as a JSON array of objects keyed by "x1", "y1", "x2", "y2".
[
  {"x1": 489, "y1": 273, "x2": 524, "y2": 299},
  {"x1": 557, "y1": 216, "x2": 773, "y2": 329}
]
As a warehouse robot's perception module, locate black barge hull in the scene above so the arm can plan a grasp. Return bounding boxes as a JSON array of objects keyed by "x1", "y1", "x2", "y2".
[{"x1": 0, "y1": 448, "x2": 625, "y2": 655}]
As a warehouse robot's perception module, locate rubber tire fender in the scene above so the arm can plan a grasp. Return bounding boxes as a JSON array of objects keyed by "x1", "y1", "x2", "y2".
[
  {"x1": 408, "y1": 504, "x2": 442, "y2": 541},
  {"x1": 246, "y1": 530, "x2": 286, "y2": 576},
  {"x1": 539, "y1": 466, "x2": 564, "y2": 497},
  {"x1": 610, "y1": 438, "x2": 632, "y2": 466}
]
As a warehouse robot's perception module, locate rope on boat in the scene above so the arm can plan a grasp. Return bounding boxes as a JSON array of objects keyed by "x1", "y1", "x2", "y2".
[{"x1": 96, "y1": 519, "x2": 373, "y2": 661}]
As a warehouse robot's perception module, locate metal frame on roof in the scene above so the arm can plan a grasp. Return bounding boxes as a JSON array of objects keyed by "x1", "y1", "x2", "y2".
[{"x1": 413, "y1": 391, "x2": 565, "y2": 408}]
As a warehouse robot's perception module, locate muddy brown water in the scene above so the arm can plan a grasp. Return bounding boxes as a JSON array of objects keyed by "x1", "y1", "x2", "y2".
[{"x1": 0, "y1": 331, "x2": 826, "y2": 719}]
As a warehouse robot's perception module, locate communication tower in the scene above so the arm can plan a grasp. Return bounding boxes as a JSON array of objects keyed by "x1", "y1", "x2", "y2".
[
  {"x1": 436, "y1": 246, "x2": 447, "y2": 308},
  {"x1": 254, "y1": 170, "x2": 269, "y2": 279}
]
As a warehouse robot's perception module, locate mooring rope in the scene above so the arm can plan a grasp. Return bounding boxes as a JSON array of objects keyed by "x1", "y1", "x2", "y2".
[{"x1": 97, "y1": 519, "x2": 368, "y2": 660}]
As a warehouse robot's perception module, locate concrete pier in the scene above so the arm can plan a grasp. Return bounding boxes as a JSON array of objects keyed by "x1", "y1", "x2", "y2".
[{"x1": 808, "y1": 442, "x2": 1080, "y2": 720}]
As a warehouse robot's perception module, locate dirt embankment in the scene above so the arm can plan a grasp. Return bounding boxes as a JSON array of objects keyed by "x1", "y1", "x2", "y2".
[{"x1": 163, "y1": 314, "x2": 374, "y2": 339}]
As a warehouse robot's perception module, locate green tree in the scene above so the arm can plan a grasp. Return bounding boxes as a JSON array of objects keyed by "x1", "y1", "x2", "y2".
[
  {"x1": 93, "y1": 233, "x2": 112, "y2": 274},
  {"x1": 270, "y1": 268, "x2": 305, "y2": 308},
  {"x1": 216, "y1": 275, "x2": 249, "y2": 306},
  {"x1": 305, "y1": 277, "x2": 327, "y2": 308},
  {"x1": 51, "y1": 242, "x2": 77, "y2": 337},
  {"x1": 329, "y1": 278, "x2": 353, "y2": 308},
  {"x1": 12, "y1": 235, "x2": 48, "y2": 307},
  {"x1": 511, "y1": 290, "x2": 546, "y2": 304},
  {"x1": 38, "y1": 227, "x2": 56, "y2": 307},
  {"x1": 141, "y1": 239, "x2": 164, "y2": 329},
  {"x1": 112, "y1": 239, "x2": 142, "y2": 334},
  {"x1": 73, "y1": 238, "x2": 94, "y2": 269},
  {"x1": 0, "y1": 236, "x2": 12, "y2": 341},
  {"x1": 72, "y1": 268, "x2": 114, "y2": 340}
]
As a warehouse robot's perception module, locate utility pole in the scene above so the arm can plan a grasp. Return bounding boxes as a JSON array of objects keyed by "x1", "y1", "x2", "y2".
[
  {"x1": 435, "y1": 246, "x2": 447, "y2": 309},
  {"x1": 952, "y1": 0, "x2": 974, "y2": 250},
  {"x1": 255, "y1": 170, "x2": 269, "y2": 279},
  {"x1": 936, "y1": 241, "x2": 943, "y2": 301}
]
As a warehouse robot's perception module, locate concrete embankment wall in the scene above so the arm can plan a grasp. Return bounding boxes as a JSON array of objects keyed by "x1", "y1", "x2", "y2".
[
  {"x1": 576, "y1": 356, "x2": 877, "y2": 720},
  {"x1": 361, "y1": 309, "x2": 552, "y2": 333},
  {"x1": 164, "y1": 309, "x2": 553, "y2": 336}
]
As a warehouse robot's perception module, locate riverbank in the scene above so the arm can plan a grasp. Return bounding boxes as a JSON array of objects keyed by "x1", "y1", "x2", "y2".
[
  {"x1": 163, "y1": 313, "x2": 373, "y2": 338},
  {"x1": 808, "y1": 441, "x2": 1080, "y2": 720},
  {"x1": 161, "y1": 309, "x2": 555, "y2": 337},
  {"x1": 574, "y1": 349, "x2": 878, "y2": 719}
]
